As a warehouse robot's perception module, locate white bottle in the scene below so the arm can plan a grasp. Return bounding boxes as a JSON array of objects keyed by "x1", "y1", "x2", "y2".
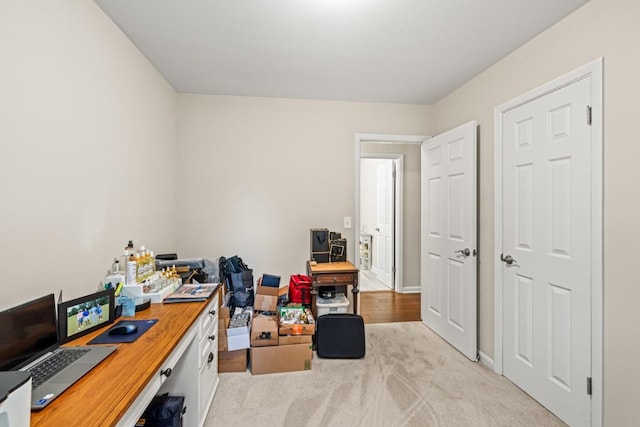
[
  {"x1": 121, "y1": 249, "x2": 130, "y2": 270},
  {"x1": 126, "y1": 252, "x2": 137, "y2": 285},
  {"x1": 138, "y1": 245, "x2": 147, "y2": 280},
  {"x1": 111, "y1": 258, "x2": 121, "y2": 275},
  {"x1": 149, "y1": 250, "x2": 156, "y2": 275}
]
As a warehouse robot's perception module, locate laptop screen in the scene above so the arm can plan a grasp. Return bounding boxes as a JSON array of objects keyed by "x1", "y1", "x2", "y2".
[{"x1": 0, "y1": 294, "x2": 58, "y2": 371}]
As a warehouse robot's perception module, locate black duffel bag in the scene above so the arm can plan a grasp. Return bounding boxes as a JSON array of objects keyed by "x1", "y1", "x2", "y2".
[{"x1": 136, "y1": 394, "x2": 185, "y2": 427}]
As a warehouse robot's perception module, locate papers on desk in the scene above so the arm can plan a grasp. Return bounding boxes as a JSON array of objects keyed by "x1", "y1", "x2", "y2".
[{"x1": 163, "y1": 283, "x2": 217, "y2": 303}]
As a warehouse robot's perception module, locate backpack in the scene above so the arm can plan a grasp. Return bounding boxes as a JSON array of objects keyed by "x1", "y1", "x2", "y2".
[
  {"x1": 288, "y1": 274, "x2": 312, "y2": 306},
  {"x1": 219, "y1": 256, "x2": 254, "y2": 310}
]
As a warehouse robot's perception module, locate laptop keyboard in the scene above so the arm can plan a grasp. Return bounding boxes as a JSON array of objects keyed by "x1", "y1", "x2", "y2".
[{"x1": 29, "y1": 348, "x2": 90, "y2": 388}]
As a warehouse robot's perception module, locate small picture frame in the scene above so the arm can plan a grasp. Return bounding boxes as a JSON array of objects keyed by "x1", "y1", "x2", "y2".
[{"x1": 57, "y1": 289, "x2": 115, "y2": 344}]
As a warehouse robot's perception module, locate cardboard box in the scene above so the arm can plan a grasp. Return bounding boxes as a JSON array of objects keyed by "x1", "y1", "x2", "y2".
[
  {"x1": 251, "y1": 314, "x2": 279, "y2": 347},
  {"x1": 219, "y1": 305, "x2": 231, "y2": 321},
  {"x1": 279, "y1": 308, "x2": 315, "y2": 336},
  {"x1": 227, "y1": 323, "x2": 250, "y2": 351},
  {"x1": 279, "y1": 335, "x2": 313, "y2": 345},
  {"x1": 217, "y1": 285, "x2": 225, "y2": 307},
  {"x1": 220, "y1": 331, "x2": 251, "y2": 351},
  {"x1": 224, "y1": 308, "x2": 252, "y2": 351},
  {"x1": 218, "y1": 349, "x2": 248, "y2": 373},
  {"x1": 218, "y1": 317, "x2": 229, "y2": 352},
  {"x1": 250, "y1": 343, "x2": 312, "y2": 375},
  {"x1": 278, "y1": 322, "x2": 315, "y2": 336},
  {"x1": 254, "y1": 278, "x2": 288, "y2": 312},
  {"x1": 218, "y1": 318, "x2": 228, "y2": 351},
  {"x1": 218, "y1": 304, "x2": 232, "y2": 352}
]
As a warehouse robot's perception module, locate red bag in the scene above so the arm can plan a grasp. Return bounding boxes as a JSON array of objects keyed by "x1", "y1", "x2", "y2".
[{"x1": 289, "y1": 275, "x2": 312, "y2": 305}]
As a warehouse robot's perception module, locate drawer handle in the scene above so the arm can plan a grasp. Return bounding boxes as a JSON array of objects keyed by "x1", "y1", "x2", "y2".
[
  {"x1": 333, "y1": 277, "x2": 337, "y2": 283},
  {"x1": 207, "y1": 352, "x2": 214, "y2": 364},
  {"x1": 209, "y1": 309, "x2": 216, "y2": 316},
  {"x1": 208, "y1": 334, "x2": 216, "y2": 341},
  {"x1": 160, "y1": 368, "x2": 172, "y2": 378}
]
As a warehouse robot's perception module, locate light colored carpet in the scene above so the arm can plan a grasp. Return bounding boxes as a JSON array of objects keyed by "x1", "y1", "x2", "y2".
[{"x1": 204, "y1": 322, "x2": 565, "y2": 427}]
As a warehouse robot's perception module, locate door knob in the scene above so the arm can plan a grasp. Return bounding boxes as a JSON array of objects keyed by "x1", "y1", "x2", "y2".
[
  {"x1": 455, "y1": 248, "x2": 471, "y2": 257},
  {"x1": 375, "y1": 227, "x2": 380, "y2": 232},
  {"x1": 500, "y1": 253, "x2": 517, "y2": 265}
]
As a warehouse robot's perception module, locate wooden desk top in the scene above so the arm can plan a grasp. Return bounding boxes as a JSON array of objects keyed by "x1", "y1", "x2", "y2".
[
  {"x1": 307, "y1": 261, "x2": 358, "y2": 274},
  {"x1": 31, "y1": 287, "x2": 219, "y2": 427}
]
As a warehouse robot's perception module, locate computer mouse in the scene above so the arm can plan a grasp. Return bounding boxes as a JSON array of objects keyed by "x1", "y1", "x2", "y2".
[{"x1": 108, "y1": 322, "x2": 138, "y2": 335}]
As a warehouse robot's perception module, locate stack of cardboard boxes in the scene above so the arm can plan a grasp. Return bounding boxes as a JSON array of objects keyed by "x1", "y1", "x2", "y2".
[
  {"x1": 217, "y1": 302, "x2": 250, "y2": 373},
  {"x1": 217, "y1": 276, "x2": 315, "y2": 375}
]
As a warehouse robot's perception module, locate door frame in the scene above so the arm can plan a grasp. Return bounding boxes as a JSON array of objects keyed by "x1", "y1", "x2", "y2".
[
  {"x1": 493, "y1": 58, "x2": 603, "y2": 426},
  {"x1": 361, "y1": 155, "x2": 401, "y2": 291},
  {"x1": 355, "y1": 134, "x2": 427, "y2": 293}
]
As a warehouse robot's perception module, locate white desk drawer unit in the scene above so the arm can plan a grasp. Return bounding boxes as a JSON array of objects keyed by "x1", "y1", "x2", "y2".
[
  {"x1": 117, "y1": 290, "x2": 220, "y2": 427},
  {"x1": 117, "y1": 325, "x2": 197, "y2": 427},
  {"x1": 197, "y1": 294, "x2": 219, "y2": 424},
  {"x1": 199, "y1": 299, "x2": 218, "y2": 366}
]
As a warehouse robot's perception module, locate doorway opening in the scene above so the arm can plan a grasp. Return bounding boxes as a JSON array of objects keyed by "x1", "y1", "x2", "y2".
[
  {"x1": 360, "y1": 156, "x2": 397, "y2": 292},
  {"x1": 354, "y1": 134, "x2": 426, "y2": 296}
]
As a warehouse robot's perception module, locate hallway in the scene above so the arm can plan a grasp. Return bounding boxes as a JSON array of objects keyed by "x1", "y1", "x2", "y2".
[{"x1": 359, "y1": 290, "x2": 420, "y2": 324}]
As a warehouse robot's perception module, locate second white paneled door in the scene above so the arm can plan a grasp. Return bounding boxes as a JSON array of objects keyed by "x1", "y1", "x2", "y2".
[
  {"x1": 501, "y1": 76, "x2": 592, "y2": 426},
  {"x1": 421, "y1": 121, "x2": 477, "y2": 361}
]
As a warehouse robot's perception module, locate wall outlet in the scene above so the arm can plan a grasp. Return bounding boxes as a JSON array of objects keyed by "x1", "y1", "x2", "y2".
[{"x1": 344, "y1": 216, "x2": 352, "y2": 229}]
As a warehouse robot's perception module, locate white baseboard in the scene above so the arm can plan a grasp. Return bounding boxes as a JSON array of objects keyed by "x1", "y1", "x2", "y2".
[
  {"x1": 478, "y1": 351, "x2": 494, "y2": 370},
  {"x1": 399, "y1": 285, "x2": 420, "y2": 293}
]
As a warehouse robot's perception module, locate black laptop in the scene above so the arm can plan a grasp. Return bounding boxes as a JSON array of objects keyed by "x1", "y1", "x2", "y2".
[{"x1": 0, "y1": 294, "x2": 117, "y2": 410}]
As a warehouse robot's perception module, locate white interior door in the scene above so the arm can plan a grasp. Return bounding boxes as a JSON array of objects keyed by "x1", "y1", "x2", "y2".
[
  {"x1": 373, "y1": 161, "x2": 393, "y2": 288},
  {"x1": 500, "y1": 77, "x2": 591, "y2": 426},
  {"x1": 421, "y1": 121, "x2": 477, "y2": 361}
]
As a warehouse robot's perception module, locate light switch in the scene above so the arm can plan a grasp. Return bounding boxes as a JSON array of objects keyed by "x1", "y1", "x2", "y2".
[{"x1": 344, "y1": 216, "x2": 352, "y2": 229}]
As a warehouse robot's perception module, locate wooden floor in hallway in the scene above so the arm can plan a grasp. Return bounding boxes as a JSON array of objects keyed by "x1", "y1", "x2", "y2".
[{"x1": 359, "y1": 291, "x2": 421, "y2": 324}]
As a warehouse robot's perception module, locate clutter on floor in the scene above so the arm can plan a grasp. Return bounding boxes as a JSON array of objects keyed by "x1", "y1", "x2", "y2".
[{"x1": 217, "y1": 247, "x2": 365, "y2": 375}]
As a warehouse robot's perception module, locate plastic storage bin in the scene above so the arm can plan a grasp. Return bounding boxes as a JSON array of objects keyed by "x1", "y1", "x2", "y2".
[{"x1": 316, "y1": 293, "x2": 350, "y2": 316}]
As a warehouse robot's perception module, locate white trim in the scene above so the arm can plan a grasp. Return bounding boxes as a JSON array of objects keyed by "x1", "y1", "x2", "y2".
[
  {"x1": 493, "y1": 58, "x2": 603, "y2": 427},
  {"x1": 355, "y1": 134, "x2": 428, "y2": 294},
  {"x1": 589, "y1": 59, "x2": 604, "y2": 427},
  {"x1": 357, "y1": 134, "x2": 429, "y2": 144},
  {"x1": 478, "y1": 351, "x2": 495, "y2": 370},
  {"x1": 493, "y1": 110, "x2": 504, "y2": 374},
  {"x1": 399, "y1": 285, "x2": 421, "y2": 293}
]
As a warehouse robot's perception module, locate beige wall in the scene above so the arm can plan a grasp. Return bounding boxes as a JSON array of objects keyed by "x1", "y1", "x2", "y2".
[
  {"x1": 176, "y1": 95, "x2": 431, "y2": 281},
  {"x1": 361, "y1": 143, "x2": 422, "y2": 288},
  {"x1": 433, "y1": 0, "x2": 640, "y2": 423},
  {"x1": 0, "y1": 0, "x2": 178, "y2": 309}
]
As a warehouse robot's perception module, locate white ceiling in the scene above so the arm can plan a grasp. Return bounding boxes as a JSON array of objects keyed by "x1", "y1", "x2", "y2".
[{"x1": 94, "y1": 0, "x2": 589, "y2": 105}]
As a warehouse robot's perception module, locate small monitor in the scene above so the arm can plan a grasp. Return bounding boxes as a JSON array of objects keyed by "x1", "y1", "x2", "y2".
[
  {"x1": 57, "y1": 289, "x2": 115, "y2": 344},
  {"x1": 261, "y1": 274, "x2": 281, "y2": 287}
]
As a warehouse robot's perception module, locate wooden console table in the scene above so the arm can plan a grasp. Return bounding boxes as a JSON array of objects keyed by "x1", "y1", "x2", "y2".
[{"x1": 306, "y1": 261, "x2": 359, "y2": 315}]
